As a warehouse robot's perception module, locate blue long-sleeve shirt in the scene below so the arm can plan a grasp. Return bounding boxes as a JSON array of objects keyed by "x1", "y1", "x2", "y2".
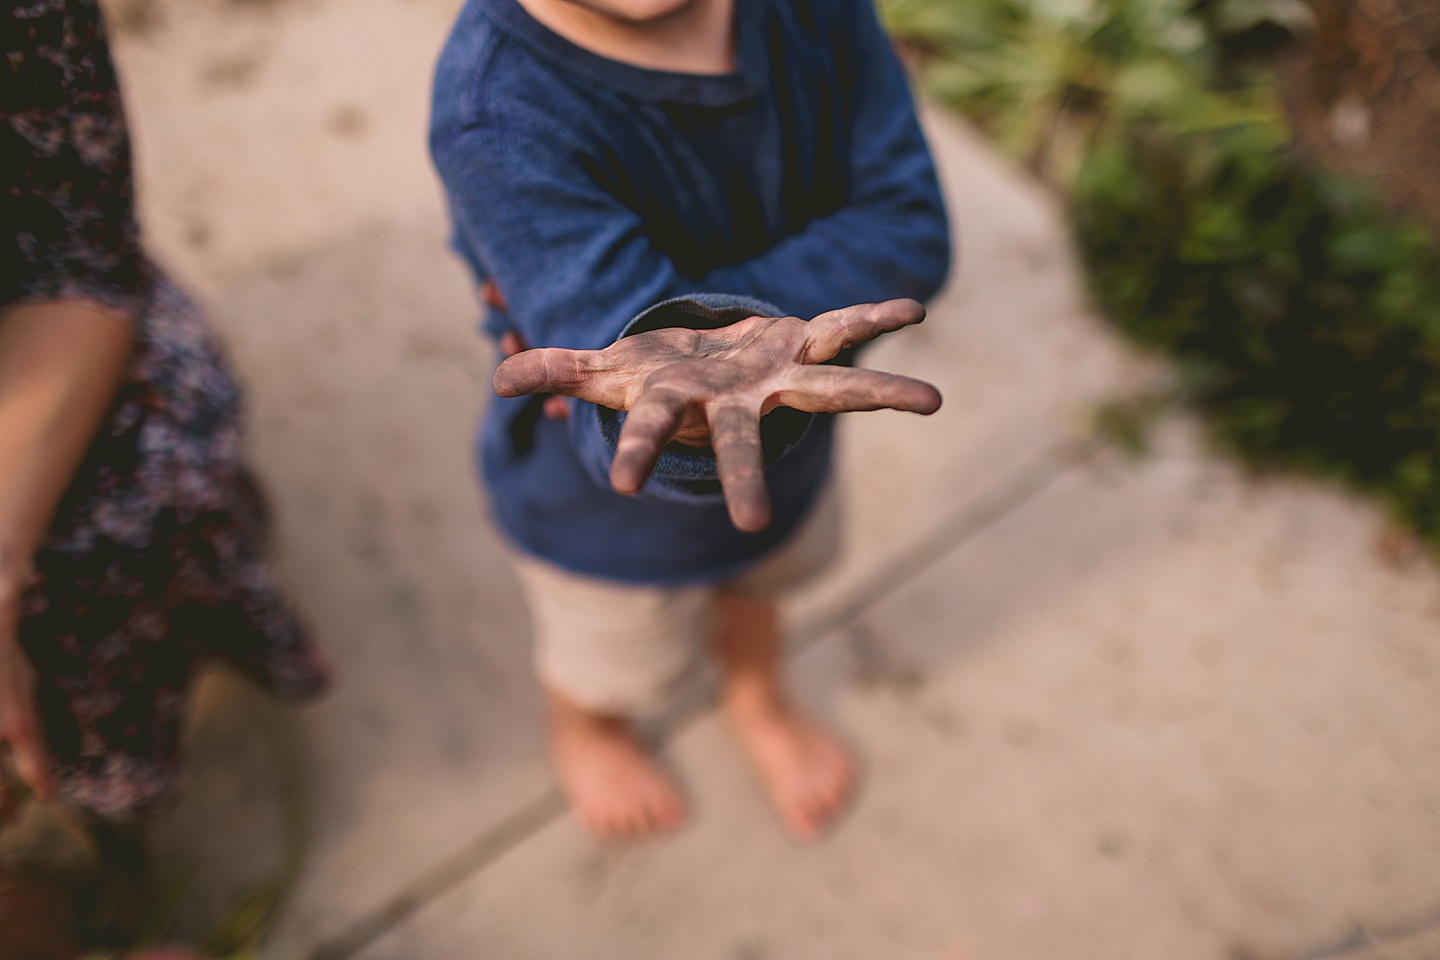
[{"x1": 429, "y1": 0, "x2": 950, "y2": 585}]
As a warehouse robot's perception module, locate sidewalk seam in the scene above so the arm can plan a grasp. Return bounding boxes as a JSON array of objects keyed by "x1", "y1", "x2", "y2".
[
  {"x1": 1297, "y1": 904, "x2": 1440, "y2": 960},
  {"x1": 307, "y1": 789, "x2": 566, "y2": 960}
]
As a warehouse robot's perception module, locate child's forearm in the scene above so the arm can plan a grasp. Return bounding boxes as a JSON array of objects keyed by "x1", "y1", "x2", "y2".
[{"x1": 0, "y1": 299, "x2": 134, "y2": 578}]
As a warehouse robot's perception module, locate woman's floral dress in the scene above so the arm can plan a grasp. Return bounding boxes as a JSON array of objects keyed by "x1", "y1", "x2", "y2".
[{"x1": 2, "y1": 0, "x2": 331, "y2": 820}]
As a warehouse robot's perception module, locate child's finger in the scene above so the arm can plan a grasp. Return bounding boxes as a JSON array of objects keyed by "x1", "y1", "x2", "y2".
[
  {"x1": 493, "y1": 347, "x2": 617, "y2": 404},
  {"x1": 610, "y1": 388, "x2": 689, "y2": 495},
  {"x1": 775, "y1": 364, "x2": 942, "y2": 415},
  {"x1": 800, "y1": 299, "x2": 926, "y2": 363},
  {"x1": 492, "y1": 347, "x2": 585, "y2": 398},
  {"x1": 709, "y1": 404, "x2": 770, "y2": 532}
]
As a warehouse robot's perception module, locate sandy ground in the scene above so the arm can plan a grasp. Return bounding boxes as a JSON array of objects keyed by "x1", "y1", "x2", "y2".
[{"x1": 96, "y1": 0, "x2": 1440, "y2": 957}]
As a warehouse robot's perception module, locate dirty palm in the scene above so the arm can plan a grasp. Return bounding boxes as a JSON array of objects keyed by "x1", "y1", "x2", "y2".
[{"x1": 494, "y1": 298, "x2": 943, "y2": 532}]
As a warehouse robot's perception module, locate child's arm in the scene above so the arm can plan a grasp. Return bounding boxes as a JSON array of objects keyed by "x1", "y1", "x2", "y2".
[
  {"x1": 433, "y1": 124, "x2": 940, "y2": 524},
  {"x1": 429, "y1": 0, "x2": 949, "y2": 523},
  {"x1": 700, "y1": 0, "x2": 952, "y2": 319},
  {"x1": 432, "y1": 120, "x2": 684, "y2": 354}
]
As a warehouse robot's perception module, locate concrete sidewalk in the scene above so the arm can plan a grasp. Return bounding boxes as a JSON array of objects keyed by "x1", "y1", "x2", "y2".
[{"x1": 106, "y1": 0, "x2": 1440, "y2": 957}]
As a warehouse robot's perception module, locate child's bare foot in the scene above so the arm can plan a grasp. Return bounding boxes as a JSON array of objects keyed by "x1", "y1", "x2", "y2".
[
  {"x1": 725, "y1": 700, "x2": 856, "y2": 841},
  {"x1": 547, "y1": 691, "x2": 685, "y2": 840}
]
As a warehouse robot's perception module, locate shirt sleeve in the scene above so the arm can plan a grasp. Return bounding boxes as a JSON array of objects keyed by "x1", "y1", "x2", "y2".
[
  {"x1": 435, "y1": 122, "x2": 742, "y2": 498},
  {"x1": 1, "y1": 0, "x2": 149, "y2": 316},
  {"x1": 433, "y1": 122, "x2": 693, "y2": 352},
  {"x1": 700, "y1": 0, "x2": 952, "y2": 319}
]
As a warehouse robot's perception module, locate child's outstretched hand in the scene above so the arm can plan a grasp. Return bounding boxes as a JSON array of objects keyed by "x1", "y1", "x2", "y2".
[{"x1": 493, "y1": 298, "x2": 941, "y2": 532}]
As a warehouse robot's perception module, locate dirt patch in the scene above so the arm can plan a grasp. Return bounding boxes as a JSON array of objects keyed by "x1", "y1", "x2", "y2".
[{"x1": 1282, "y1": 0, "x2": 1440, "y2": 230}]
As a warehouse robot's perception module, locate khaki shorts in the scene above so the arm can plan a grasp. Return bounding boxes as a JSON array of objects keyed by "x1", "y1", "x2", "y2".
[{"x1": 510, "y1": 485, "x2": 841, "y2": 717}]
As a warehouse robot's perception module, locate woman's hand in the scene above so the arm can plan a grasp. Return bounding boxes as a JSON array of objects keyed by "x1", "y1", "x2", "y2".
[
  {"x1": 493, "y1": 298, "x2": 942, "y2": 532},
  {"x1": 0, "y1": 563, "x2": 55, "y2": 814}
]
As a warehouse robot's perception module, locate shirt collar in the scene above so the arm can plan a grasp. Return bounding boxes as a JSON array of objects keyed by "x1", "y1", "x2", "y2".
[{"x1": 476, "y1": 0, "x2": 768, "y2": 106}]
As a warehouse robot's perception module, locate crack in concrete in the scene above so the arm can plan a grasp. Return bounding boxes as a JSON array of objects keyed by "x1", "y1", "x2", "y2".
[
  {"x1": 1296, "y1": 903, "x2": 1440, "y2": 960},
  {"x1": 307, "y1": 789, "x2": 566, "y2": 960},
  {"x1": 302, "y1": 438, "x2": 1097, "y2": 960}
]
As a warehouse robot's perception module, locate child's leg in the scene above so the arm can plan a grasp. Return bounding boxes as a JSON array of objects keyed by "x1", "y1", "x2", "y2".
[
  {"x1": 714, "y1": 593, "x2": 855, "y2": 840},
  {"x1": 512, "y1": 554, "x2": 704, "y2": 840},
  {"x1": 544, "y1": 685, "x2": 684, "y2": 839}
]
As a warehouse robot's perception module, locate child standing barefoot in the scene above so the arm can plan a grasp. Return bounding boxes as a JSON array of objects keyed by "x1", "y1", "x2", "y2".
[{"x1": 430, "y1": 0, "x2": 950, "y2": 840}]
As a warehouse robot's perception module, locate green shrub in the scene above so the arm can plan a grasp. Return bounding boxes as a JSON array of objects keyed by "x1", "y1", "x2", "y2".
[
  {"x1": 886, "y1": 0, "x2": 1440, "y2": 545},
  {"x1": 1076, "y1": 124, "x2": 1440, "y2": 536}
]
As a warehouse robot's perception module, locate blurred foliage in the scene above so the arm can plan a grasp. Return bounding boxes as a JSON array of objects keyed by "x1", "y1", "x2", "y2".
[
  {"x1": 884, "y1": 0, "x2": 1440, "y2": 546},
  {"x1": 1093, "y1": 389, "x2": 1178, "y2": 455}
]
